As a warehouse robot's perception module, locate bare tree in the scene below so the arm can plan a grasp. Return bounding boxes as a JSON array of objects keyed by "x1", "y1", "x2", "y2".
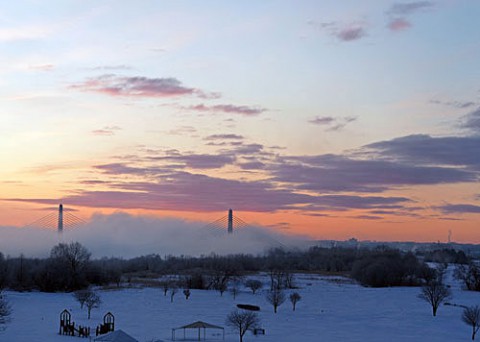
[
  {"x1": 230, "y1": 280, "x2": 241, "y2": 300},
  {"x1": 207, "y1": 259, "x2": 241, "y2": 296},
  {"x1": 84, "y1": 291, "x2": 101, "y2": 319},
  {"x1": 462, "y1": 305, "x2": 480, "y2": 340},
  {"x1": 183, "y1": 289, "x2": 191, "y2": 300},
  {"x1": 245, "y1": 279, "x2": 263, "y2": 295},
  {"x1": 50, "y1": 242, "x2": 91, "y2": 291},
  {"x1": 218, "y1": 282, "x2": 227, "y2": 296},
  {"x1": 268, "y1": 269, "x2": 284, "y2": 290},
  {"x1": 289, "y1": 292, "x2": 302, "y2": 311},
  {"x1": 73, "y1": 290, "x2": 90, "y2": 309},
  {"x1": 284, "y1": 272, "x2": 295, "y2": 289},
  {"x1": 161, "y1": 281, "x2": 170, "y2": 296},
  {"x1": 226, "y1": 309, "x2": 260, "y2": 342},
  {"x1": 170, "y1": 287, "x2": 178, "y2": 303},
  {"x1": 0, "y1": 292, "x2": 12, "y2": 331},
  {"x1": 266, "y1": 289, "x2": 286, "y2": 313},
  {"x1": 418, "y1": 281, "x2": 451, "y2": 316}
]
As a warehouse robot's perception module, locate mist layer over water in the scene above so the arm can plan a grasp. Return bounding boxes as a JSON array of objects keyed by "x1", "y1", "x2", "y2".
[{"x1": 0, "y1": 213, "x2": 309, "y2": 258}]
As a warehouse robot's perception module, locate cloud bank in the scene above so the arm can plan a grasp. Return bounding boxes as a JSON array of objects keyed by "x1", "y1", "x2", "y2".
[
  {"x1": 459, "y1": 108, "x2": 480, "y2": 134},
  {"x1": 7, "y1": 130, "x2": 480, "y2": 219}
]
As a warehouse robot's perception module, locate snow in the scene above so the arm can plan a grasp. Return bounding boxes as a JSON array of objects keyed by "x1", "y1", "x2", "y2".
[
  {"x1": 2, "y1": 267, "x2": 480, "y2": 342},
  {"x1": 94, "y1": 330, "x2": 138, "y2": 342}
]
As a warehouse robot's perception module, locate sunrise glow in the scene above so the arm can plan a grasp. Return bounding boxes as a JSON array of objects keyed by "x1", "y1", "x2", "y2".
[{"x1": 1, "y1": 1, "x2": 480, "y2": 243}]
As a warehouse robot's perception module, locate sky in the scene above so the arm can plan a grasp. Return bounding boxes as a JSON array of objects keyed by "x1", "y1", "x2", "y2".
[{"x1": 1, "y1": 0, "x2": 480, "y2": 245}]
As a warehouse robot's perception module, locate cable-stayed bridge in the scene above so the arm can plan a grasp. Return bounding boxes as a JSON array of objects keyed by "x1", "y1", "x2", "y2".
[
  {"x1": 200, "y1": 209, "x2": 251, "y2": 235},
  {"x1": 24, "y1": 204, "x2": 86, "y2": 232},
  {"x1": 24, "y1": 205, "x2": 285, "y2": 248}
]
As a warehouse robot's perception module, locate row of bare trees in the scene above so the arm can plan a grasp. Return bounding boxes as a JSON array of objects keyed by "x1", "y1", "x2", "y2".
[
  {"x1": 4, "y1": 244, "x2": 478, "y2": 293},
  {"x1": 265, "y1": 289, "x2": 302, "y2": 313},
  {"x1": 226, "y1": 290, "x2": 302, "y2": 342},
  {"x1": 157, "y1": 272, "x2": 301, "y2": 312}
]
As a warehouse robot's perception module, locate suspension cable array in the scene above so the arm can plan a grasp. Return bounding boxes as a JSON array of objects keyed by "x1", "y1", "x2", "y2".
[
  {"x1": 24, "y1": 204, "x2": 86, "y2": 232},
  {"x1": 199, "y1": 209, "x2": 286, "y2": 248}
]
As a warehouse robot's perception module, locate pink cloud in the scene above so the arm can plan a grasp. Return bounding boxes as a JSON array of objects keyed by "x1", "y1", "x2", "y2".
[
  {"x1": 386, "y1": 2, "x2": 434, "y2": 32},
  {"x1": 309, "y1": 20, "x2": 368, "y2": 42},
  {"x1": 309, "y1": 116, "x2": 335, "y2": 125},
  {"x1": 388, "y1": 18, "x2": 412, "y2": 31},
  {"x1": 309, "y1": 116, "x2": 357, "y2": 131},
  {"x1": 92, "y1": 126, "x2": 121, "y2": 136},
  {"x1": 336, "y1": 26, "x2": 366, "y2": 42},
  {"x1": 92, "y1": 129, "x2": 114, "y2": 136},
  {"x1": 6, "y1": 173, "x2": 411, "y2": 213},
  {"x1": 205, "y1": 134, "x2": 244, "y2": 141},
  {"x1": 28, "y1": 64, "x2": 54, "y2": 71},
  {"x1": 72, "y1": 75, "x2": 215, "y2": 98},
  {"x1": 189, "y1": 104, "x2": 266, "y2": 116},
  {"x1": 151, "y1": 154, "x2": 236, "y2": 169}
]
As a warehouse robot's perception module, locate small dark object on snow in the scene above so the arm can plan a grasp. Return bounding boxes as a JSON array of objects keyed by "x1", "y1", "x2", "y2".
[
  {"x1": 237, "y1": 304, "x2": 260, "y2": 311},
  {"x1": 253, "y1": 328, "x2": 265, "y2": 335}
]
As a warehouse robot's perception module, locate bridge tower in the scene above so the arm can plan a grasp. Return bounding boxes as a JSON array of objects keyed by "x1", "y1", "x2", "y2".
[
  {"x1": 228, "y1": 209, "x2": 233, "y2": 234},
  {"x1": 57, "y1": 204, "x2": 63, "y2": 234}
]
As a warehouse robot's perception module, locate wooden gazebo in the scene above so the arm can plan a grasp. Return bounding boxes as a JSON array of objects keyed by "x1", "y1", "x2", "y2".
[{"x1": 172, "y1": 321, "x2": 224, "y2": 341}]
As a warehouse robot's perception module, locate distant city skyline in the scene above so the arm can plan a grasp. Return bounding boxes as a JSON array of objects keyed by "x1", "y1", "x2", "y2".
[{"x1": 1, "y1": 1, "x2": 480, "y2": 243}]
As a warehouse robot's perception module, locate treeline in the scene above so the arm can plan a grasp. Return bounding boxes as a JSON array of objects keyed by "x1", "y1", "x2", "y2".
[
  {"x1": 421, "y1": 248, "x2": 469, "y2": 264},
  {"x1": 0, "y1": 243, "x2": 476, "y2": 292},
  {"x1": 0, "y1": 243, "x2": 122, "y2": 292}
]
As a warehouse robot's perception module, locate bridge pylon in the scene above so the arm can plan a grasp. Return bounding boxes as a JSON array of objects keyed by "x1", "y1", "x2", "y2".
[
  {"x1": 228, "y1": 209, "x2": 233, "y2": 234},
  {"x1": 58, "y1": 204, "x2": 64, "y2": 234}
]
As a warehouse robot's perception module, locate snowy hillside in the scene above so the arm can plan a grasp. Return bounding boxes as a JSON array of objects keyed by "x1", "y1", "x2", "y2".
[{"x1": 2, "y1": 269, "x2": 480, "y2": 342}]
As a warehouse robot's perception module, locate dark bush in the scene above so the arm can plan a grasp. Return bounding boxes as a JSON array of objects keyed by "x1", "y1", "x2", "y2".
[
  {"x1": 351, "y1": 249, "x2": 430, "y2": 287},
  {"x1": 184, "y1": 272, "x2": 206, "y2": 290},
  {"x1": 455, "y1": 263, "x2": 480, "y2": 291},
  {"x1": 424, "y1": 249, "x2": 469, "y2": 264}
]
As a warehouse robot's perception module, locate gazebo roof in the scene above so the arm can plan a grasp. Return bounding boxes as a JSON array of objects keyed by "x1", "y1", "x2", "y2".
[
  {"x1": 94, "y1": 330, "x2": 139, "y2": 342},
  {"x1": 175, "y1": 321, "x2": 224, "y2": 330}
]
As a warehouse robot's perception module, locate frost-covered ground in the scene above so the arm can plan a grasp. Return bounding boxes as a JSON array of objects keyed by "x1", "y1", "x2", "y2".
[{"x1": 2, "y1": 267, "x2": 480, "y2": 342}]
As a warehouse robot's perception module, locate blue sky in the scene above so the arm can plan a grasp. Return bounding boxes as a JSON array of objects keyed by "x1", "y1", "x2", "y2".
[{"x1": 1, "y1": 1, "x2": 480, "y2": 242}]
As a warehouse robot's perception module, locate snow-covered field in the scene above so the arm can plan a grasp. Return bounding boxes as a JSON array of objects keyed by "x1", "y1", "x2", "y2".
[{"x1": 2, "y1": 268, "x2": 480, "y2": 342}]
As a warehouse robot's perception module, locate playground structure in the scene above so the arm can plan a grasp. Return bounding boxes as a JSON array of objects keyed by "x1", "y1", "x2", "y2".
[
  {"x1": 96, "y1": 312, "x2": 115, "y2": 336},
  {"x1": 59, "y1": 310, "x2": 115, "y2": 338},
  {"x1": 59, "y1": 309, "x2": 91, "y2": 338}
]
